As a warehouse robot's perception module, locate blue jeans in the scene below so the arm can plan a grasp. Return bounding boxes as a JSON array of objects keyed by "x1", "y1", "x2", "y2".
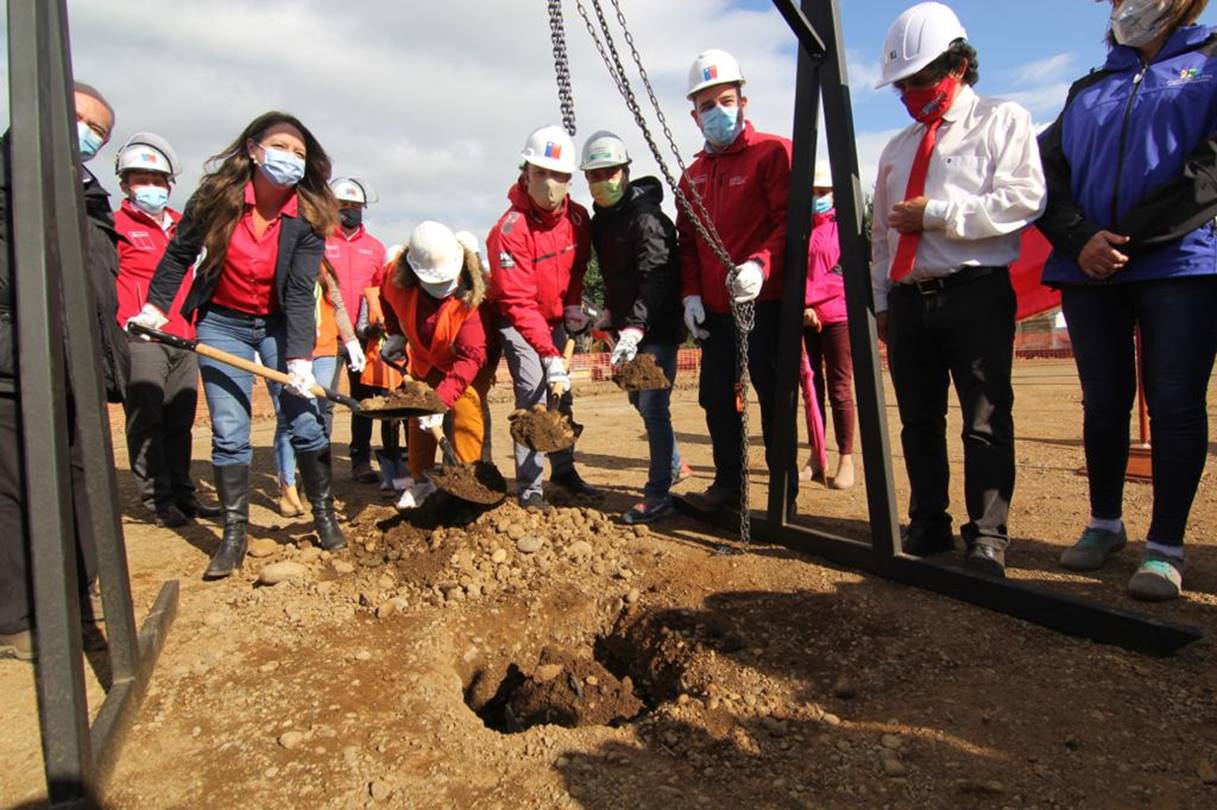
[
  {"x1": 1062, "y1": 276, "x2": 1217, "y2": 546},
  {"x1": 273, "y1": 354, "x2": 340, "y2": 485},
  {"x1": 627, "y1": 341, "x2": 681, "y2": 501},
  {"x1": 196, "y1": 306, "x2": 328, "y2": 468}
]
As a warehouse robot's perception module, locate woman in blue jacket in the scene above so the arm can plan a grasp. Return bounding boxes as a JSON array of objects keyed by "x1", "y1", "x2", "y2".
[{"x1": 1038, "y1": 0, "x2": 1217, "y2": 601}]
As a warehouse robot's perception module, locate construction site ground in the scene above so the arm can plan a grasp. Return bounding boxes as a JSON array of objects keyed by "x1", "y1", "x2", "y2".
[{"x1": 2, "y1": 357, "x2": 1216, "y2": 809}]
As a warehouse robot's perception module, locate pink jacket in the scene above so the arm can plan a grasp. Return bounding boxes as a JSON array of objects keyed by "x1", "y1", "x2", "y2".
[{"x1": 804, "y1": 210, "x2": 845, "y2": 325}]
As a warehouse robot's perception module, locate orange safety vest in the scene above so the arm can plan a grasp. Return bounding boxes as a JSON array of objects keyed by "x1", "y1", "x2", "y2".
[
  {"x1": 382, "y1": 277, "x2": 477, "y2": 379},
  {"x1": 359, "y1": 285, "x2": 405, "y2": 390},
  {"x1": 314, "y1": 282, "x2": 339, "y2": 359}
]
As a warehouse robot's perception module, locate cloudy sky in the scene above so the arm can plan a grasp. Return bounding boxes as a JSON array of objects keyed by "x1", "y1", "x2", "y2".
[{"x1": 2, "y1": 0, "x2": 1215, "y2": 248}]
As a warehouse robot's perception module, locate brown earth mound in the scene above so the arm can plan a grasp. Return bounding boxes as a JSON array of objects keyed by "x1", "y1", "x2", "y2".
[
  {"x1": 613, "y1": 353, "x2": 672, "y2": 392},
  {"x1": 508, "y1": 404, "x2": 577, "y2": 452},
  {"x1": 431, "y1": 461, "x2": 507, "y2": 505},
  {"x1": 503, "y1": 645, "x2": 644, "y2": 730},
  {"x1": 359, "y1": 380, "x2": 446, "y2": 414}
]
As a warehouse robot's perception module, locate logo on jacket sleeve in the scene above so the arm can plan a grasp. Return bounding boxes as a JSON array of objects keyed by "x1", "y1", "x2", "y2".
[{"x1": 498, "y1": 250, "x2": 516, "y2": 269}]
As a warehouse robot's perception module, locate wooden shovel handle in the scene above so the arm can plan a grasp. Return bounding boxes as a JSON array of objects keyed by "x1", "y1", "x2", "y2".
[{"x1": 550, "y1": 337, "x2": 577, "y2": 399}]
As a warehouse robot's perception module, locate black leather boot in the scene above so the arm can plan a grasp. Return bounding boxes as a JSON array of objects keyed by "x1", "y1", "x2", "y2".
[
  {"x1": 204, "y1": 465, "x2": 249, "y2": 580},
  {"x1": 298, "y1": 448, "x2": 348, "y2": 550}
]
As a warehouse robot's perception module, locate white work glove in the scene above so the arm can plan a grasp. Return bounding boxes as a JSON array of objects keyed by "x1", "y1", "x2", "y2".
[
  {"x1": 395, "y1": 478, "x2": 437, "y2": 511},
  {"x1": 380, "y1": 334, "x2": 406, "y2": 363},
  {"x1": 543, "y1": 355, "x2": 570, "y2": 393},
  {"x1": 726, "y1": 260, "x2": 764, "y2": 303},
  {"x1": 682, "y1": 295, "x2": 710, "y2": 341},
  {"x1": 593, "y1": 308, "x2": 612, "y2": 331},
  {"x1": 564, "y1": 304, "x2": 590, "y2": 335},
  {"x1": 125, "y1": 303, "x2": 168, "y2": 339},
  {"x1": 417, "y1": 413, "x2": 444, "y2": 432},
  {"x1": 285, "y1": 358, "x2": 317, "y2": 399},
  {"x1": 344, "y1": 339, "x2": 366, "y2": 373},
  {"x1": 611, "y1": 327, "x2": 643, "y2": 366}
]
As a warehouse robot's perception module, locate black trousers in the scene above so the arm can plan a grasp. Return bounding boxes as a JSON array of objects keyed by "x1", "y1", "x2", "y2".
[
  {"x1": 0, "y1": 394, "x2": 97, "y2": 635},
  {"x1": 886, "y1": 269, "x2": 1016, "y2": 547},
  {"x1": 699, "y1": 299, "x2": 797, "y2": 498},
  {"x1": 346, "y1": 363, "x2": 376, "y2": 464},
  {"x1": 122, "y1": 339, "x2": 199, "y2": 510}
]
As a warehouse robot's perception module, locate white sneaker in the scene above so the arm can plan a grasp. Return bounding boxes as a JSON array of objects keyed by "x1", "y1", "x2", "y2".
[{"x1": 395, "y1": 479, "x2": 437, "y2": 511}]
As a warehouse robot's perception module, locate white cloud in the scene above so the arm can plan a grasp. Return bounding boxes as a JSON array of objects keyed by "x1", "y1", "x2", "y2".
[
  {"x1": 1, "y1": 0, "x2": 895, "y2": 246},
  {"x1": 1002, "y1": 82, "x2": 1072, "y2": 119},
  {"x1": 1007, "y1": 52, "x2": 1076, "y2": 87}
]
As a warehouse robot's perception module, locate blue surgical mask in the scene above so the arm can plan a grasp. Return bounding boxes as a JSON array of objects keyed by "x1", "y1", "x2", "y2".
[
  {"x1": 131, "y1": 185, "x2": 170, "y2": 216},
  {"x1": 699, "y1": 103, "x2": 743, "y2": 148},
  {"x1": 257, "y1": 145, "x2": 306, "y2": 188},
  {"x1": 813, "y1": 194, "x2": 833, "y2": 215},
  {"x1": 421, "y1": 277, "x2": 460, "y2": 300},
  {"x1": 78, "y1": 120, "x2": 103, "y2": 162}
]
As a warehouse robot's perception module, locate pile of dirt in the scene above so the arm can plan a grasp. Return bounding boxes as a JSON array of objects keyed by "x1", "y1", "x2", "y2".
[
  {"x1": 359, "y1": 381, "x2": 446, "y2": 415},
  {"x1": 613, "y1": 353, "x2": 672, "y2": 392},
  {"x1": 431, "y1": 461, "x2": 507, "y2": 506},
  {"x1": 508, "y1": 404, "x2": 578, "y2": 452},
  {"x1": 496, "y1": 645, "x2": 645, "y2": 731}
]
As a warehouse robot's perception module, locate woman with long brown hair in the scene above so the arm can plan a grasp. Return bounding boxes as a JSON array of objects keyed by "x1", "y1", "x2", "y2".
[{"x1": 130, "y1": 111, "x2": 345, "y2": 579}]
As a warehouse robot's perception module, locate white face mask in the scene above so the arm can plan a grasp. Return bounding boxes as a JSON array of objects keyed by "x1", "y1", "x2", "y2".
[
  {"x1": 1110, "y1": 0, "x2": 1174, "y2": 47},
  {"x1": 420, "y1": 277, "x2": 459, "y2": 299}
]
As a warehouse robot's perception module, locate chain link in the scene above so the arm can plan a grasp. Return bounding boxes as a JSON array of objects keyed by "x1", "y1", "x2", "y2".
[
  {"x1": 571, "y1": 0, "x2": 753, "y2": 549},
  {"x1": 549, "y1": 0, "x2": 577, "y2": 136}
]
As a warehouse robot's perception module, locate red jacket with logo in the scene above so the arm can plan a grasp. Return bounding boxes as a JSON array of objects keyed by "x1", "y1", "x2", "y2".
[
  {"x1": 677, "y1": 121, "x2": 792, "y2": 315},
  {"x1": 325, "y1": 226, "x2": 386, "y2": 327},
  {"x1": 487, "y1": 178, "x2": 590, "y2": 358},
  {"x1": 113, "y1": 200, "x2": 192, "y2": 338}
]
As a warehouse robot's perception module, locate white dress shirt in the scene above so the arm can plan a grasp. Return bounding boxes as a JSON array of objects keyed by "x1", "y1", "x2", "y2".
[{"x1": 870, "y1": 85, "x2": 1047, "y2": 311}]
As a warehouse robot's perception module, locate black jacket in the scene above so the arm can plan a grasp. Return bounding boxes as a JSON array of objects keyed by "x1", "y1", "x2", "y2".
[
  {"x1": 147, "y1": 192, "x2": 324, "y2": 360},
  {"x1": 589, "y1": 176, "x2": 684, "y2": 344},
  {"x1": 0, "y1": 134, "x2": 128, "y2": 401}
]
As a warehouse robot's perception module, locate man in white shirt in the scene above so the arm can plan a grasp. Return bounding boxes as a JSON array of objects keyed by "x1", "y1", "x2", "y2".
[{"x1": 871, "y1": 2, "x2": 1046, "y2": 577}]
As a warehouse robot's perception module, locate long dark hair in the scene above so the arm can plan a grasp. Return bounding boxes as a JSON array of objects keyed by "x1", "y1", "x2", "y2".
[{"x1": 182, "y1": 111, "x2": 338, "y2": 280}]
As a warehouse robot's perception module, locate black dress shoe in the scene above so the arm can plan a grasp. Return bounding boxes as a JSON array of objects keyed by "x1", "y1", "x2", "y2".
[
  {"x1": 550, "y1": 469, "x2": 602, "y2": 498},
  {"x1": 901, "y1": 523, "x2": 955, "y2": 556},
  {"x1": 178, "y1": 497, "x2": 222, "y2": 520},
  {"x1": 154, "y1": 503, "x2": 191, "y2": 528},
  {"x1": 519, "y1": 493, "x2": 553, "y2": 512},
  {"x1": 964, "y1": 542, "x2": 1006, "y2": 578}
]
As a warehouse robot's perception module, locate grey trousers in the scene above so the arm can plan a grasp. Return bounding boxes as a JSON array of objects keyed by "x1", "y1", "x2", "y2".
[
  {"x1": 498, "y1": 319, "x2": 576, "y2": 500},
  {"x1": 122, "y1": 339, "x2": 199, "y2": 510}
]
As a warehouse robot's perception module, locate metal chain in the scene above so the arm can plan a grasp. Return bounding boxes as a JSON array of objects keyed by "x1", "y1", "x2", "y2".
[
  {"x1": 572, "y1": 0, "x2": 753, "y2": 550},
  {"x1": 549, "y1": 0, "x2": 577, "y2": 136}
]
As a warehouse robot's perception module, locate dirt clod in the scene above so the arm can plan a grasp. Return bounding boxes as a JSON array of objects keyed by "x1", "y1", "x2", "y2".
[
  {"x1": 508, "y1": 404, "x2": 577, "y2": 452},
  {"x1": 258, "y1": 561, "x2": 308, "y2": 585},
  {"x1": 612, "y1": 353, "x2": 672, "y2": 392},
  {"x1": 359, "y1": 381, "x2": 446, "y2": 415},
  {"x1": 503, "y1": 646, "x2": 644, "y2": 730},
  {"x1": 430, "y1": 460, "x2": 507, "y2": 505}
]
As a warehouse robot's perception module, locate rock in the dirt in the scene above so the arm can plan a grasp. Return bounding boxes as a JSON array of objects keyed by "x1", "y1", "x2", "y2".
[
  {"x1": 278, "y1": 730, "x2": 305, "y2": 749},
  {"x1": 1200, "y1": 760, "x2": 1217, "y2": 785},
  {"x1": 491, "y1": 548, "x2": 508, "y2": 564},
  {"x1": 297, "y1": 546, "x2": 322, "y2": 564},
  {"x1": 247, "y1": 538, "x2": 278, "y2": 558},
  {"x1": 517, "y1": 536, "x2": 545, "y2": 554},
  {"x1": 881, "y1": 733, "x2": 903, "y2": 750},
  {"x1": 259, "y1": 561, "x2": 308, "y2": 585},
  {"x1": 369, "y1": 779, "x2": 392, "y2": 802},
  {"x1": 881, "y1": 754, "x2": 906, "y2": 776},
  {"x1": 375, "y1": 600, "x2": 398, "y2": 619},
  {"x1": 332, "y1": 560, "x2": 355, "y2": 575},
  {"x1": 625, "y1": 588, "x2": 641, "y2": 604},
  {"x1": 535, "y1": 663, "x2": 564, "y2": 683},
  {"x1": 568, "y1": 540, "x2": 593, "y2": 558}
]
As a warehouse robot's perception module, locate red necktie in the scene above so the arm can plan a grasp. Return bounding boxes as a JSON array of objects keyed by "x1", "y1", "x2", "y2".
[{"x1": 889, "y1": 118, "x2": 942, "y2": 282}]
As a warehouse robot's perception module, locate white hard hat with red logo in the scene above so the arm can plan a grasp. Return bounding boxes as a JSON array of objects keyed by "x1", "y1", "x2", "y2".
[
  {"x1": 114, "y1": 132, "x2": 181, "y2": 181},
  {"x1": 875, "y1": 2, "x2": 967, "y2": 88},
  {"x1": 686, "y1": 49, "x2": 746, "y2": 99},
  {"x1": 406, "y1": 221, "x2": 464, "y2": 284},
  {"x1": 330, "y1": 176, "x2": 379, "y2": 205},
  {"x1": 520, "y1": 125, "x2": 576, "y2": 174}
]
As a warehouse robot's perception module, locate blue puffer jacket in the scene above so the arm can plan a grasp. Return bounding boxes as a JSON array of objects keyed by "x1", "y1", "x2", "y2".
[{"x1": 1039, "y1": 25, "x2": 1217, "y2": 286}]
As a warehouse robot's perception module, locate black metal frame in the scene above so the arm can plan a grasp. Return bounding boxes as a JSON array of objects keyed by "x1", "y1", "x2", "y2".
[
  {"x1": 757, "y1": 0, "x2": 1200, "y2": 657},
  {"x1": 7, "y1": 0, "x2": 178, "y2": 803}
]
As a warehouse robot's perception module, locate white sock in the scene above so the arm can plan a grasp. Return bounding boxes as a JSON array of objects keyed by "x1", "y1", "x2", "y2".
[
  {"x1": 1087, "y1": 516, "x2": 1123, "y2": 534},
  {"x1": 1146, "y1": 540, "x2": 1184, "y2": 561}
]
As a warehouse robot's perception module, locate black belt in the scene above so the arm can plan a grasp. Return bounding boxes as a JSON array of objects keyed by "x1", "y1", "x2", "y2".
[{"x1": 895, "y1": 265, "x2": 1005, "y2": 296}]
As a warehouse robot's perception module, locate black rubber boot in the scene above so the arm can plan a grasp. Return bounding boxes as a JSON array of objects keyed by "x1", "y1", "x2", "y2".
[
  {"x1": 298, "y1": 448, "x2": 348, "y2": 551},
  {"x1": 204, "y1": 465, "x2": 249, "y2": 580}
]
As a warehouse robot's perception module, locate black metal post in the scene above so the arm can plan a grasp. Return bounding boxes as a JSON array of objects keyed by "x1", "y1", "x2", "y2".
[{"x1": 8, "y1": 0, "x2": 93, "y2": 800}]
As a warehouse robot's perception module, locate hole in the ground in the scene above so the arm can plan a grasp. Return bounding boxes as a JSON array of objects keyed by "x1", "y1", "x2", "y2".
[{"x1": 463, "y1": 607, "x2": 724, "y2": 734}]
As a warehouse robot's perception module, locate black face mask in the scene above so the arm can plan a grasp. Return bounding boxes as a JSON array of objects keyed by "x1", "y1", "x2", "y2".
[{"x1": 339, "y1": 207, "x2": 363, "y2": 229}]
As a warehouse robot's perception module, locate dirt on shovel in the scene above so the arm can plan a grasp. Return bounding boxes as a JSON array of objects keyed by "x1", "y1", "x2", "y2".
[
  {"x1": 359, "y1": 380, "x2": 447, "y2": 415},
  {"x1": 612, "y1": 353, "x2": 672, "y2": 392},
  {"x1": 431, "y1": 460, "x2": 507, "y2": 506},
  {"x1": 508, "y1": 404, "x2": 578, "y2": 453}
]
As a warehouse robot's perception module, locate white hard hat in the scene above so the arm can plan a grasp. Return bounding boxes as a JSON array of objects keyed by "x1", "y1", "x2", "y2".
[
  {"x1": 114, "y1": 132, "x2": 180, "y2": 180},
  {"x1": 579, "y1": 130, "x2": 631, "y2": 171},
  {"x1": 406, "y1": 221, "x2": 464, "y2": 285},
  {"x1": 453, "y1": 230, "x2": 480, "y2": 256},
  {"x1": 331, "y1": 176, "x2": 378, "y2": 205},
  {"x1": 686, "y1": 49, "x2": 746, "y2": 99},
  {"x1": 813, "y1": 161, "x2": 832, "y2": 188},
  {"x1": 876, "y1": 2, "x2": 967, "y2": 88},
  {"x1": 520, "y1": 125, "x2": 576, "y2": 174}
]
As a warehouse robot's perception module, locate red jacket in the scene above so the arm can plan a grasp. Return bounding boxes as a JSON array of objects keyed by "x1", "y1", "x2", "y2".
[
  {"x1": 487, "y1": 178, "x2": 590, "y2": 358},
  {"x1": 113, "y1": 201, "x2": 192, "y2": 338},
  {"x1": 804, "y1": 209, "x2": 846, "y2": 324},
  {"x1": 677, "y1": 121, "x2": 792, "y2": 315},
  {"x1": 325, "y1": 226, "x2": 386, "y2": 326}
]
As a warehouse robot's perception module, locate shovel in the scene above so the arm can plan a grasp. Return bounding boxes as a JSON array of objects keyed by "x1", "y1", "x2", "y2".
[
  {"x1": 509, "y1": 338, "x2": 583, "y2": 453},
  {"x1": 127, "y1": 323, "x2": 441, "y2": 420}
]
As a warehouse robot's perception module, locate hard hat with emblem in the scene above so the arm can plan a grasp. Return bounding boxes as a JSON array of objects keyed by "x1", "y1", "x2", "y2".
[
  {"x1": 520, "y1": 125, "x2": 577, "y2": 174},
  {"x1": 406, "y1": 221, "x2": 464, "y2": 284},
  {"x1": 875, "y1": 2, "x2": 967, "y2": 89},
  {"x1": 579, "y1": 130, "x2": 631, "y2": 171},
  {"x1": 686, "y1": 49, "x2": 746, "y2": 99},
  {"x1": 330, "y1": 176, "x2": 379, "y2": 205},
  {"x1": 813, "y1": 161, "x2": 833, "y2": 189},
  {"x1": 114, "y1": 132, "x2": 181, "y2": 180}
]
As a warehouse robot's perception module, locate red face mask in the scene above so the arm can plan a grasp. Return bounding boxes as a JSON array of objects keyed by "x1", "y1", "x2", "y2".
[{"x1": 900, "y1": 75, "x2": 960, "y2": 124}]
